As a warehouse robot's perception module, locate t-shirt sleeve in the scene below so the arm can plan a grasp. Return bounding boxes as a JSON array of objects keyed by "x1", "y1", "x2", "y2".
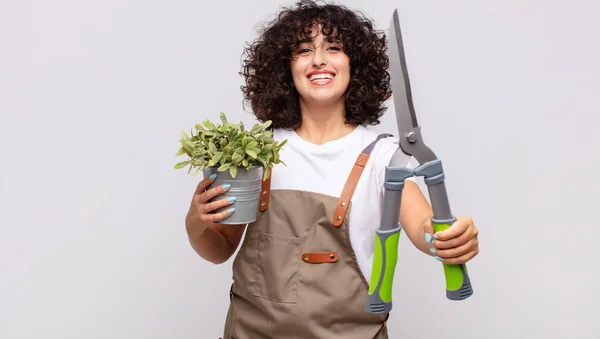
[{"x1": 373, "y1": 136, "x2": 417, "y2": 202}]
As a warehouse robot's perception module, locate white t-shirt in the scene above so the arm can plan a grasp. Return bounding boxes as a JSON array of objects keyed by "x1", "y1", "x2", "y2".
[{"x1": 270, "y1": 125, "x2": 414, "y2": 282}]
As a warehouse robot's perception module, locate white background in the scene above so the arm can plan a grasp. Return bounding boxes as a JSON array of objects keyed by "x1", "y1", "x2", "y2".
[{"x1": 1, "y1": 0, "x2": 598, "y2": 338}]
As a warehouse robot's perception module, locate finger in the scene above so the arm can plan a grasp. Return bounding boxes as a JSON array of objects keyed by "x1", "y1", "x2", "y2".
[
  {"x1": 195, "y1": 173, "x2": 218, "y2": 195},
  {"x1": 199, "y1": 206, "x2": 236, "y2": 222},
  {"x1": 204, "y1": 196, "x2": 236, "y2": 214},
  {"x1": 433, "y1": 218, "x2": 469, "y2": 241},
  {"x1": 436, "y1": 246, "x2": 479, "y2": 265},
  {"x1": 433, "y1": 226, "x2": 476, "y2": 250},
  {"x1": 434, "y1": 237, "x2": 479, "y2": 258},
  {"x1": 197, "y1": 183, "x2": 231, "y2": 204},
  {"x1": 422, "y1": 218, "x2": 435, "y2": 244}
]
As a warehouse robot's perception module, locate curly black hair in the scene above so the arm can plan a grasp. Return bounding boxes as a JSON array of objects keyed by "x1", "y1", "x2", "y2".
[{"x1": 240, "y1": 0, "x2": 391, "y2": 129}]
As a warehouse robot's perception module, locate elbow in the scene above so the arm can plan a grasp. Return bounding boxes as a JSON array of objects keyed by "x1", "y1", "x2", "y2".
[{"x1": 208, "y1": 257, "x2": 230, "y2": 265}]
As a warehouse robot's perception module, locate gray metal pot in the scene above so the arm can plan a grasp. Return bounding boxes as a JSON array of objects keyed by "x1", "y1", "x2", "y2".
[{"x1": 202, "y1": 166, "x2": 264, "y2": 225}]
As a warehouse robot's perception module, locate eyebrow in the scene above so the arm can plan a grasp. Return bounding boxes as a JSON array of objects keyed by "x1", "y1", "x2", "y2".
[{"x1": 295, "y1": 35, "x2": 342, "y2": 46}]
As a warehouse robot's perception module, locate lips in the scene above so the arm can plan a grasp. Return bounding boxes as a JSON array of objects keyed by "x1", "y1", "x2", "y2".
[{"x1": 307, "y1": 71, "x2": 335, "y2": 85}]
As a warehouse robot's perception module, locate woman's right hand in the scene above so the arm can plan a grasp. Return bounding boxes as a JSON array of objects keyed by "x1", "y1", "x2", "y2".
[{"x1": 185, "y1": 173, "x2": 236, "y2": 236}]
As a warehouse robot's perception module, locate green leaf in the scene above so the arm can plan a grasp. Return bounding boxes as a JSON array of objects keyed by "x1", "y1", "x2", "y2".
[
  {"x1": 218, "y1": 163, "x2": 231, "y2": 172},
  {"x1": 245, "y1": 149, "x2": 258, "y2": 159},
  {"x1": 232, "y1": 152, "x2": 243, "y2": 164},
  {"x1": 247, "y1": 141, "x2": 258, "y2": 150},
  {"x1": 263, "y1": 168, "x2": 271, "y2": 180},
  {"x1": 220, "y1": 111, "x2": 228, "y2": 124},
  {"x1": 208, "y1": 142, "x2": 218, "y2": 154},
  {"x1": 256, "y1": 156, "x2": 267, "y2": 168},
  {"x1": 202, "y1": 120, "x2": 216, "y2": 130},
  {"x1": 175, "y1": 147, "x2": 187, "y2": 156},
  {"x1": 260, "y1": 144, "x2": 273, "y2": 153},
  {"x1": 174, "y1": 161, "x2": 189, "y2": 169},
  {"x1": 242, "y1": 136, "x2": 254, "y2": 147},
  {"x1": 229, "y1": 166, "x2": 237, "y2": 178},
  {"x1": 212, "y1": 152, "x2": 223, "y2": 164},
  {"x1": 193, "y1": 167, "x2": 203, "y2": 175}
]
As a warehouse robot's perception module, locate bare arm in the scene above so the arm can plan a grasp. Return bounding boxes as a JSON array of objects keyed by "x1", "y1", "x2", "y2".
[
  {"x1": 398, "y1": 180, "x2": 435, "y2": 256},
  {"x1": 186, "y1": 221, "x2": 247, "y2": 265}
]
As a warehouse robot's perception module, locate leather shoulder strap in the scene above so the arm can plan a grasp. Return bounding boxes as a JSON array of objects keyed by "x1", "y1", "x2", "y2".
[
  {"x1": 332, "y1": 133, "x2": 393, "y2": 227},
  {"x1": 259, "y1": 125, "x2": 275, "y2": 212},
  {"x1": 259, "y1": 168, "x2": 272, "y2": 212}
]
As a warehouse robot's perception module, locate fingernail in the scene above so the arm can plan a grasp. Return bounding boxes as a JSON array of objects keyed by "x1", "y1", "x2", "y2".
[
  {"x1": 424, "y1": 233, "x2": 431, "y2": 243},
  {"x1": 429, "y1": 247, "x2": 436, "y2": 254},
  {"x1": 433, "y1": 234, "x2": 439, "y2": 240},
  {"x1": 435, "y1": 256, "x2": 443, "y2": 262},
  {"x1": 222, "y1": 184, "x2": 231, "y2": 190},
  {"x1": 209, "y1": 173, "x2": 217, "y2": 180},
  {"x1": 228, "y1": 197, "x2": 237, "y2": 203},
  {"x1": 227, "y1": 208, "x2": 235, "y2": 214}
]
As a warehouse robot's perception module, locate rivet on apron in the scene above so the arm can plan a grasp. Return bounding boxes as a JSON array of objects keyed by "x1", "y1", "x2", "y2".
[
  {"x1": 262, "y1": 190, "x2": 267, "y2": 195},
  {"x1": 303, "y1": 255, "x2": 309, "y2": 261},
  {"x1": 261, "y1": 202, "x2": 266, "y2": 207},
  {"x1": 336, "y1": 216, "x2": 341, "y2": 221},
  {"x1": 329, "y1": 253, "x2": 335, "y2": 259},
  {"x1": 341, "y1": 202, "x2": 346, "y2": 207}
]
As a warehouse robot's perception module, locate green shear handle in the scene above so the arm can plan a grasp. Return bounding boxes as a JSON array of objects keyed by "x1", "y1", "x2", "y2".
[
  {"x1": 433, "y1": 220, "x2": 473, "y2": 300},
  {"x1": 418, "y1": 159, "x2": 474, "y2": 301}
]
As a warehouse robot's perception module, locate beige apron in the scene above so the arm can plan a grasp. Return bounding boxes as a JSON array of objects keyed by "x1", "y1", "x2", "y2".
[{"x1": 221, "y1": 134, "x2": 392, "y2": 339}]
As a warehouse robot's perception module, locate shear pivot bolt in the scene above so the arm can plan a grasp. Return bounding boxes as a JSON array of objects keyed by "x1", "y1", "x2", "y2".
[{"x1": 407, "y1": 132, "x2": 417, "y2": 143}]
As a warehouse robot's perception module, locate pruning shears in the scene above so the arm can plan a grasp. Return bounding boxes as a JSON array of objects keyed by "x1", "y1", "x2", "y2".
[{"x1": 366, "y1": 9, "x2": 474, "y2": 314}]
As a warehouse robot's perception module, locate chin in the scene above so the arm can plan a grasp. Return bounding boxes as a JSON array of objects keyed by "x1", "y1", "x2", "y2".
[
  {"x1": 307, "y1": 93, "x2": 344, "y2": 105},
  {"x1": 300, "y1": 87, "x2": 346, "y2": 104}
]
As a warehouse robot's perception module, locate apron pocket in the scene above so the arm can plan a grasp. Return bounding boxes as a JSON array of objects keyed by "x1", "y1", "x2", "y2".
[{"x1": 254, "y1": 232, "x2": 302, "y2": 303}]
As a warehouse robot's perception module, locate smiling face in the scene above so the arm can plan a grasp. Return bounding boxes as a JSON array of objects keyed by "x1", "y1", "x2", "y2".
[{"x1": 290, "y1": 25, "x2": 351, "y2": 107}]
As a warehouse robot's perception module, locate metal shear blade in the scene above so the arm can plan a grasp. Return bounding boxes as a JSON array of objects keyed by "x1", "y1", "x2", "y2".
[{"x1": 388, "y1": 9, "x2": 438, "y2": 165}]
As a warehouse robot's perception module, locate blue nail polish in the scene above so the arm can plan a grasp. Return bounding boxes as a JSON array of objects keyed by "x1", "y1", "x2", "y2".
[
  {"x1": 209, "y1": 173, "x2": 217, "y2": 180},
  {"x1": 433, "y1": 234, "x2": 439, "y2": 240},
  {"x1": 429, "y1": 247, "x2": 436, "y2": 254},
  {"x1": 435, "y1": 256, "x2": 443, "y2": 262},
  {"x1": 228, "y1": 197, "x2": 237, "y2": 203},
  {"x1": 222, "y1": 184, "x2": 231, "y2": 190},
  {"x1": 424, "y1": 233, "x2": 431, "y2": 243},
  {"x1": 228, "y1": 208, "x2": 235, "y2": 214}
]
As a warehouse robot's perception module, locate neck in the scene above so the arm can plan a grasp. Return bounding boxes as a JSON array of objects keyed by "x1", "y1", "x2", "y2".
[{"x1": 294, "y1": 99, "x2": 357, "y2": 145}]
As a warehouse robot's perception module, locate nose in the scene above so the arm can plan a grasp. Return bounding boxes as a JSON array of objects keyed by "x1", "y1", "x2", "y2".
[{"x1": 311, "y1": 46, "x2": 327, "y2": 67}]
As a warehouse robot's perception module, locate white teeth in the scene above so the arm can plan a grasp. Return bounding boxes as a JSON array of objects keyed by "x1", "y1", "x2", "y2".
[{"x1": 309, "y1": 73, "x2": 333, "y2": 81}]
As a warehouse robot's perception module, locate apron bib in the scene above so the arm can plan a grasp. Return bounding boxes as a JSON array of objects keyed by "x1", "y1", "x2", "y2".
[{"x1": 222, "y1": 134, "x2": 392, "y2": 339}]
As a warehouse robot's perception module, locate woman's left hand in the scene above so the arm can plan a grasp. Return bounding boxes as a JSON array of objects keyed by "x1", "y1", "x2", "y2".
[{"x1": 425, "y1": 216, "x2": 479, "y2": 264}]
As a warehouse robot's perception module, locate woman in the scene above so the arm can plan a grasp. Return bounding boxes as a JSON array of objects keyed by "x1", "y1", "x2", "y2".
[{"x1": 185, "y1": 1, "x2": 479, "y2": 338}]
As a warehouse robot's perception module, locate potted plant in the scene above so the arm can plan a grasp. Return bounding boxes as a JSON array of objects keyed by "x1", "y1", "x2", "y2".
[{"x1": 174, "y1": 112, "x2": 287, "y2": 224}]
